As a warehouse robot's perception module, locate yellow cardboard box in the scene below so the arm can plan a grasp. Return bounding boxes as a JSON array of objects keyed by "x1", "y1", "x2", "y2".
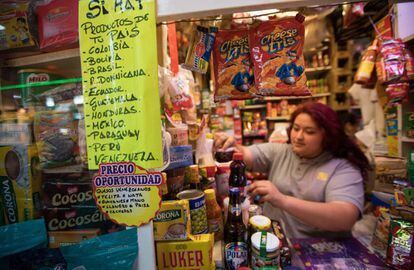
[
  {"x1": 153, "y1": 200, "x2": 191, "y2": 241},
  {"x1": 0, "y1": 145, "x2": 41, "y2": 223},
  {"x1": 156, "y1": 233, "x2": 215, "y2": 270}
]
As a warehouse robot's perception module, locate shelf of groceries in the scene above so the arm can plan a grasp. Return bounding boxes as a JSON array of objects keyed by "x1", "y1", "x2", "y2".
[{"x1": 1, "y1": 1, "x2": 414, "y2": 270}]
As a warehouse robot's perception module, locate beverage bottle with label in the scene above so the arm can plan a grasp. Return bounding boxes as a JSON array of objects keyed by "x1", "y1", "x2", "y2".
[
  {"x1": 204, "y1": 189, "x2": 224, "y2": 241},
  {"x1": 229, "y1": 152, "x2": 247, "y2": 199},
  {"x1": 223, "y1": 188, "x2": 248, "y2": 270}
]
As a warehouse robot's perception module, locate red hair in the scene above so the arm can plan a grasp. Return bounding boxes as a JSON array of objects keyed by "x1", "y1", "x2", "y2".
[{"x1": 287, "y1": 102, "x2": 370, "y2": 182}]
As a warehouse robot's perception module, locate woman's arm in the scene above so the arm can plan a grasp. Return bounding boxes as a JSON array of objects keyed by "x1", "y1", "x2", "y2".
[{"x1": 248, "y1": 181, "x2": 359, "y2": 232}]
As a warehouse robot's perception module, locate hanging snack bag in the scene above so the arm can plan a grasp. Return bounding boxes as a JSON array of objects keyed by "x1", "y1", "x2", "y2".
[
  {"x1": 376, "y1": 38, "x2": 406, "y2": 84},
  {"x1": 213, "y1": 28, "x2": 255, "y2": 101},
  {"x1": 404, "y1": 48, "x2": 414, "y2": 81},
  {"x1": 249, "y1": 14, "x2": 310, "y2": 96},
  {"x1": 34, "y1": 109, "x2": 79, "y2": 169},
  {"x1": 183, "y1": 25, "x2": 217, "y2": 74}
]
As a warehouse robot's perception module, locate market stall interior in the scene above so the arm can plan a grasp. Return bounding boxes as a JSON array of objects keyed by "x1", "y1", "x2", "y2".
[{"x1": 0, "y1": 0, "x2": 414, "y2": 269}]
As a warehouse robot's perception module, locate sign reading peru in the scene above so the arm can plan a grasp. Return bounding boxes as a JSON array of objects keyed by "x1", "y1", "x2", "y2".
[
  {"x1": 79, "y1": 0, "x2": 162, "y2": 170},
  {"x1": 93, "y1": 163, "x2": 162, "y2": 227}
]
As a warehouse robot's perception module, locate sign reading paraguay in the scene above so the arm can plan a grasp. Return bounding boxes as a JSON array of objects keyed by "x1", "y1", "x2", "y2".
[
  {"x1": 79, "y1": 0, "x2": 162, "y2": 170},
  {"x1": 93, "y1": 162, "x2": 162, "y2": 227}
]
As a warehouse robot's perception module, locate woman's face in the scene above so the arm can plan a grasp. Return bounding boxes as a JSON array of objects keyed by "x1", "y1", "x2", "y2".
[{"x1": 290, "y1": 113, "x2": 324, "y2": 158}]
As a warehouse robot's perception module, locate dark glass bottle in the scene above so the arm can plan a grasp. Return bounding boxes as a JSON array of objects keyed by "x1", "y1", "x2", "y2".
[
  {"x1": 229, "y1": 152, "x2": 247, "y2": 199},
  {"x1": 223, "y1": 188, "x2": 248, "y2": 270}
]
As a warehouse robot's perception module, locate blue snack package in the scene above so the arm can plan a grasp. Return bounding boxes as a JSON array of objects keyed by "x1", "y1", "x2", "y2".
[
  {"x1": 0, "y1": 218, "x2": 47, "y2": 258},
  {"x1": 9, "y1": 248, "x2": 66, "y2": 270},
  {"x1": 60, "y1": 228, "x2": 138, "y2": 270}
]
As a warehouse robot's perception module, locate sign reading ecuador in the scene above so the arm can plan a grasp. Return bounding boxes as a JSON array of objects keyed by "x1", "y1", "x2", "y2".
[
  {"x1": 93, "y1": 163, "x2": 162, "y2": 226},
  {"x1": 79, "y1": 0, "x2": 162, "y2": 170}
]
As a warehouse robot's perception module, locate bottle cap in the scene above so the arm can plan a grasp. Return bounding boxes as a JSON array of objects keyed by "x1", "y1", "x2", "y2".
[
  {"x1": 249, "y1": 215, "x2": 271, "y2": 230},
  {"x1": 251, "y1": 232, "x2": 280, "y2": 252},
  {"x1": 233, "y1": 152, "x2": 243, "y2": 161},
  {"x1": 204, "y1": 189, "x2": 216, "y2": 200}
]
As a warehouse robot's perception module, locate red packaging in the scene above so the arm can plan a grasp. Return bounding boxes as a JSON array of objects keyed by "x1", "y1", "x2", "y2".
[
  {"x1": 36, "y1": 0, "x2": 78, "y2": 51},
  {"x1": 404, "y1": 49, "x2": 414, "y2": 81},
  {"x1": 213, "y1": 29, "x2": 255, "y2": 102},
  {"x1": 385, "y1": 83, "x2": 409, "y2": 103},
  {"x1": 249, "y1": 15, "x2": 310, "y2": 96}
]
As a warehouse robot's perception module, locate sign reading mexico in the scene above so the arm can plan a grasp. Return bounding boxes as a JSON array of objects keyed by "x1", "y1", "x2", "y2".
[
  {"x1": 93, "y1": 162, "x2": 162, "y2": 227},
  {"x1": 79, "y1": 0, "x2": 162, "y2": 170}
]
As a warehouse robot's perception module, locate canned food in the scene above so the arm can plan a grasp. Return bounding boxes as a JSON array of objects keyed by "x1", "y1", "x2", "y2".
[
  {"x1": 248, "y1": 204, "x2": 262, "y2": 219},
  {"x1": 251, "y1": 232, "x2": 280, "y2": 270},
  {"x1": 177, "y1": 189, "x2": 208, "y2": 235}
]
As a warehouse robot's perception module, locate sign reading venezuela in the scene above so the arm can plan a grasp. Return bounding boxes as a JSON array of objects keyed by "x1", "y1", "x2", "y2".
[
  {"x1": 93, "y1": 162, "x2": 162, "y2": 226},
  {"x1": 79, "y1": 0, "x2": 162, "y2": 170}
]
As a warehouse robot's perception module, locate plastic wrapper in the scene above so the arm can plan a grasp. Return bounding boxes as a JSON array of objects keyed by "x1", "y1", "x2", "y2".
[
  {"x1": 167, "y1": 70, "x2": 194, "y2": 112},
  {"x1": 34, "y1": 110, "x2": 79, "y2": 169},
  {"x1": 35, "y1": 0, "x2": 78, "y2": 51},
  {"x1": 9, "y1": 248, "x2": 66, "y2": 270},
  {"x1": 212, "y1": 28, "x2": 255, "y2": 101},
  {"x1": 385, "y1": 83, "x2": 409, "y2": 104},
  {"x1": 182, "y1": 25, "x2": 217, "y2": 74},
  {"x1": 355, "y1": 41, "x2": 378, "y2": 85},
  {"x1": 60, "y1": 228, "x2": 138, "y2": 270},
  {"x1": 376, "y1": 38, "x2": 406, "y2": 84},
  {"x1": 404, "y1": 48, "x2": 414, "y2": 81},
  {"x1": 249, "y1": 14, "x2": 310, "y2": 96},
  {"x1": 0, "y1": 0, "x2": 36, "y2": 51},
  {"x1": 386, "y1": 218, "x2": 414, "y2": 270}
]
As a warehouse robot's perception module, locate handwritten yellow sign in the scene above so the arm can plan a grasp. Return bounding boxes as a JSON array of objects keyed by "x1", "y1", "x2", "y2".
[
  {"x1": 79, "y1": 0, "x2": 162, "y2": 170},
  {"x1": 93, "y1": 163, "x2": 162, "y2": 227}
]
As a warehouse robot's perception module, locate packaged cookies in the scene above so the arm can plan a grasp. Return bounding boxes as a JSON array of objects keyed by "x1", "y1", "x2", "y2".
[
  {"x1": 213, "y1": 28, "x2": 255, "y2": 101},
  {"x1": 249, "y1": 14, "x2": 310, "y2": 96}
]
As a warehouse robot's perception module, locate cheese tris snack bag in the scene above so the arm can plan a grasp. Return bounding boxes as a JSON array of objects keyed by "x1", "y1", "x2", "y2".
[
  {"x1": 213, "y1": 29, "x2": 255, "y2": 102},
  {"x1": 249, "y1": 14, "x2": 310, "y2": 96}
]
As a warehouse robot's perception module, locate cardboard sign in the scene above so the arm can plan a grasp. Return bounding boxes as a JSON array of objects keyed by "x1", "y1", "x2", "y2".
[
  {"x1": 93, "y1": 163, "x2": 162, "y2": 227},
  {"x1": 78, "y1": 0, "x2": 162, "y2": 170}
]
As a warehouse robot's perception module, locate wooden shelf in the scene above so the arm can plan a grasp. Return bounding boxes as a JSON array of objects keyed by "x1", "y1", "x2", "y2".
[
  {"x1": 402, "y1": 137, "x2": 414, "y2": 143},
  {"x1": 240, "y1": 104, "x2": 266, "y2": 110},
  {"x1": 1, "y1": 48, "x2": 81, "y2": 78},
  {"x1": 305, "y1": 66, "x2": 331, "y2": 73},
  {"x1": 264, "y1": 92, "x2": 330, "y2": 101},
  {"x1": 266, "y1": 116, "x2": 290, "y2": 121}
]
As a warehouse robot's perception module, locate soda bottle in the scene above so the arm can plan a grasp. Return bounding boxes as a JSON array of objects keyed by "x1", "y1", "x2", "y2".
[
  {"x1": 223, "y1": 188, "x2": 248, "y2": 270},
  {"x1": 229, "y1": 152, "x2": 247, "y2": 199}
]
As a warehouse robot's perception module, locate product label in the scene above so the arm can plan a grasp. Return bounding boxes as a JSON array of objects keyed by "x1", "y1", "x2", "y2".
[
  {"x1": 207, "y1": 218, "x2": 220, "y2": 233},
  {"x1": 224, "y1": 242, "x2": 248, "y2": 270}
]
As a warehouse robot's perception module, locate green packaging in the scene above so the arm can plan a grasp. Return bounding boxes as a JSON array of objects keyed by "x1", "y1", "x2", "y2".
[{"x1": 17, "y1": 69, "x2": 64, "y2": 108}]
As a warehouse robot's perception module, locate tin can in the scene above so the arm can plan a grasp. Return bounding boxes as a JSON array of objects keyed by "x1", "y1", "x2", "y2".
[
  {"x1": 177, "y1": 189, "x2": 208, "y2": 234},
  {"x1": 248, "y1": 204, "x2": 262, "y2": 219}
]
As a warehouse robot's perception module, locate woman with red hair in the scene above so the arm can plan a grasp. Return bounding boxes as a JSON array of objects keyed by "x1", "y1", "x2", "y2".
[{"x1": 215, "y1": 101, "x2": 370, "y2": 238}]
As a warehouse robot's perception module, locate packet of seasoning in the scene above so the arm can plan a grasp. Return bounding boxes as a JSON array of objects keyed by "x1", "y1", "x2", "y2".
[
  {"x1": 182, "y1": 25, "x2": 217, "y2": 74},
  {"x1": 212, "y1": 28, "x2": 255, "y2": 101},
  {"x1": 249, "y1": 14, "x2": 310, "y2": 97},
  {"x1": 386, "y1": 218, "x2": 414, "y2": 269}
]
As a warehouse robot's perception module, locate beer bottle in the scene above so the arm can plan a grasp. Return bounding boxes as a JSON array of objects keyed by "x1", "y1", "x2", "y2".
[
  {"x1": 229, "y1": 152, "x2": 247, "y2": 199},
  {"x1": 223, "y1": 188, "x2": 248, "y2": 270}
]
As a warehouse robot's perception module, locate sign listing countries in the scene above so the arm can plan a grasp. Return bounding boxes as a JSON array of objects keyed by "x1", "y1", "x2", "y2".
[
  {"x1": 93, "y1": 163, "x2": 162, "y2": 227},
  {"x1": 78, "y1": 0, "x2": 162, "y2": 170}
]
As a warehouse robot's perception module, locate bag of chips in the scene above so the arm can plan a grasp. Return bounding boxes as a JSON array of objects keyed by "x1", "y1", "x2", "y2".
[
  {"x1": 182, "y1": 25, "x2": 217, "y2": 74},
  {"x1": 386, "y1": 218, "x2": 414, "y2": 269},
  {"x1": 213, "y1": 28, "x2": 255, "y2": 101},
  {"x1": 249, "y1": 14, "x2": 310, "y2": 97}
]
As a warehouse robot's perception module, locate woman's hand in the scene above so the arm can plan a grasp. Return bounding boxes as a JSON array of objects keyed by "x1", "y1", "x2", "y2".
[
  {"x1": 247, "y1": 180, "x2": 286, "y2": 209},
  {"x1": 214, "y1": 132, "x2": 236, "y2": 151}
]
